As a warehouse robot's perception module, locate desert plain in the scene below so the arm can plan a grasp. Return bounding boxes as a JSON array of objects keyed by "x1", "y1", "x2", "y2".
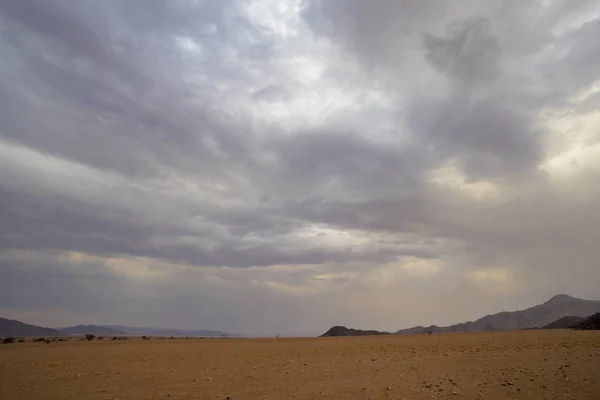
[{"x1": 1, "y1": 330, "x2": 599, "y2": 400}]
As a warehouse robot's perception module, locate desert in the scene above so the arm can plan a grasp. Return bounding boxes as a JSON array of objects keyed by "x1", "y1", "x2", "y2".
[{"x1": 2, "y1": 330, "x2": 599, "y2": 400}]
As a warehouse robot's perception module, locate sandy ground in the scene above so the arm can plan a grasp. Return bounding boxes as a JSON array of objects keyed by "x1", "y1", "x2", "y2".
[{"x1": 1, "y1": 330, "x2": 599, "y2": 400}]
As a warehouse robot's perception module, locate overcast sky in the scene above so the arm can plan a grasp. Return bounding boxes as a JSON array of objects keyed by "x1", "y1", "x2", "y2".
[{"x1": 1, "y1": 0, "x2": 599, "y2": 336}]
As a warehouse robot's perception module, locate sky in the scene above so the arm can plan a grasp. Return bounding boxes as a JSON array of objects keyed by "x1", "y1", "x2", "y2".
[{"x1": 1, "y1": 0, "x2": 600, "y2": 336}]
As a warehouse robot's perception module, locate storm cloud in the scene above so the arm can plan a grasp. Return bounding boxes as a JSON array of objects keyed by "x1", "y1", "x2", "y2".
[{"x1": 1, "y1": 0, "x2": 600, "y2": 335}]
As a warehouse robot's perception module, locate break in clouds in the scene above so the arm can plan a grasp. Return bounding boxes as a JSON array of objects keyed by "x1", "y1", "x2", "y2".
[{"x1": 1, "y1": 0, "x2": 600, "y2": 335}]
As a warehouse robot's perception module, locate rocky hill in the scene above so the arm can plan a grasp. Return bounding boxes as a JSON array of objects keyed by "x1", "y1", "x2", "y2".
[
  {"x1": 396, "y1": 294, "x2": 600, "y2": 334},
  {"x1": 320, "y1": 326, "x2": 389, "y2": 337},
  {"x1": 570, "y1": 313, "x2": 600, "y2": 330},
  {"x1": 0, "y1": 317, "x2": 64, "y2": 337}
]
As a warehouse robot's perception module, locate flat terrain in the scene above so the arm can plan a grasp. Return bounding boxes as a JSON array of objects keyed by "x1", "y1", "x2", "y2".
[{"x1": 1, "y1": 330, "x2": 599, "y2": 400}]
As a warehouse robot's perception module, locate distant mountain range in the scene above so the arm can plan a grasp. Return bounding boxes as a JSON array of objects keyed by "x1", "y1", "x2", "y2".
[
  {"x1": 57, "y1": 325, "x2": 126, "y2": 336},
  {"x1": 0, "y1": 317, "x2": 64, "y2": 337},
  {"x1": 395, "y1": 294, "x2": 600, "y2": 334},
  {"x1": 4, "y1": 294, "x2": 598, "y2": 339},
  {"x1": 0, "y1": 318, "x2": 232, "y2": 338},
  {"x1": 100, "y1": 325, "x2": 232, "y2": 337},
  {"x1": 320, "y1": 294, "x2": 600, "y2": 337}
]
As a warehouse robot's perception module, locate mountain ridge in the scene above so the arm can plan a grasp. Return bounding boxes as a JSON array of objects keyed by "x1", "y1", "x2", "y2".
[{"x1": 396, "y1": 294, "x2": 600, "y2": 334}]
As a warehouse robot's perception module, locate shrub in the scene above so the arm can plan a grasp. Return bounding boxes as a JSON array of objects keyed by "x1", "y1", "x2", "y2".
[
  {"x1": 3, "y1": 337, "x2": 16, "y2": 344},
  {"x1": 85, "y1": 334, "x2": 96, "y2": 341},
  {"x1": 141, "y1": 336, "x2": 150, "y2": 340},
  {"x1": 44, "y1": 339, "x2": 51, "y2": 344},
  {"x1": 18, "y1": 338, "x2": 25, "y2": 343},
  {"x1": 97, "y1": 336, "x2": 104, "y2": 341},
  {"x1": 33, "y1": 337, "x2": 46, "y2": 342}
]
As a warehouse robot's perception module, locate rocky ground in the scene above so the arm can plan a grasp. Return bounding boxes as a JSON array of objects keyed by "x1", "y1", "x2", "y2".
[{"x1": 1, "y1": 330, "x2": 599, "y2": 400}]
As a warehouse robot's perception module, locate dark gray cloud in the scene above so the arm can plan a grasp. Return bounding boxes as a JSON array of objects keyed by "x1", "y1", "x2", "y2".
[
  {"x1": 1, "y1": 0, "x2": 600, "y2": 334},
  {"x1": 302, "y1": 0, "x2": 444, "y2": 67},
  {"x1": 422, "y1": 17, "x2": 501, "y2": 82},
  {"x1": 408, "y1": 94, "x2": 544, "y2": 179}
]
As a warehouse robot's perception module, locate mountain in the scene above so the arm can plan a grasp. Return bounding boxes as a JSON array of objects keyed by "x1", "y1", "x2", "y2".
[
  {"x1": 570, "y1": 313, "x2": 600, "y2": 330},
  {"x1": 58, "y1": 325, "x2": 126, "y2": 336},
  {"x1": 541, "y1": 316, "x2": 585, "y2": 329},
  {"x1": 101, "y1": 325, "x2": 232, "y2": 337},
  {"x1": 320, "y1": 326, "x2": 389, "y2": 337},
  {"x1": 0, "y1": 317, "x2": 65, "y2": 337},
  {"x1": 396, "y1": 294, "x2": 600, "y2": 334}
]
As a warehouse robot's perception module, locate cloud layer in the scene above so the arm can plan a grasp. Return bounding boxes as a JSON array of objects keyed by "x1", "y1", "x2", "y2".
[{"x1": 1, "y1": 0, "x2": 600, "y2": 335}]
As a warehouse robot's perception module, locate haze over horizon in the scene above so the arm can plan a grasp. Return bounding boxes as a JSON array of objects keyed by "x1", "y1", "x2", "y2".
[{"x1": 1, "y1": 1, "x2": 600, "y2": 336}]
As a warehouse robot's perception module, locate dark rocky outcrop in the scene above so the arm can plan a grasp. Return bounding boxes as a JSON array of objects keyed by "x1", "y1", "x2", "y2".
[
  {"x1": 320, "y1": 326, "x2": 389, "y2": 337},
  {"x1": 570, "y1": 313, "x2": 600, "y2": 330}
]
